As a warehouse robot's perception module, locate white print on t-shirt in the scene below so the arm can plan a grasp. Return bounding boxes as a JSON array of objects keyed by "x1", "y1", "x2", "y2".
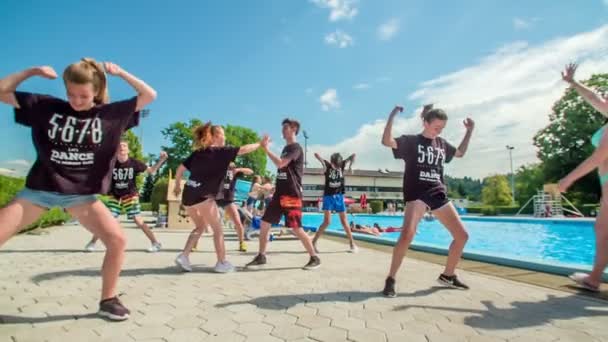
[
  {"x1": 186, "y1": 180, "x2": 202, "y2": 188},
  {"x1": 419, "y1": 170, "x2": 441, "y2": 182},
  {"x1": 115, "y1": 182, "x2": 129, "y2": 189},
  {"x1": 417, "y1": 145, "x2": 446, "y2": 166},
  {"x1": 277, "y1": 171, "x2": 287, "y2": 180},
  {"x1": 47, "y1": 114, "x2": 103, "y2": 145},
  {"x1": 328, "y1": 168, "x2": 342, "y2": 188},
  {"x1": 224, "y1": 170, "x2": 234, "y2": 189},
  {"x1": 50, "y1": 149, "x2": 94, "y2": 166},
  {"x1": 113, "y1": 168, "x2": 135, "y2": 181}
]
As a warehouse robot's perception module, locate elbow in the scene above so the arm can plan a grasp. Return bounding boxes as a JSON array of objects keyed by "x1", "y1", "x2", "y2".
[{"x1": 148, "y1": 88, "x2": 158, "y2": 101}]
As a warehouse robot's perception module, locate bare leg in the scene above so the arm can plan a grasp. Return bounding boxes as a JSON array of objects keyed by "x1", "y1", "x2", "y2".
[
  {"x1": 432, "y1": 203, "x2": 469, "y2": 276},
  {"x1": 312, "y1": 211, "x2": 331, "y2": 245},
  {"x1": 133, "y1": 215, "x2": 158, "y2": 244},
  {"x1": 0, "y1": 198, "x2": 47, "y2": 246},
  {"x1": 338, "y1": 211, "x2": 356, "y2": 247},
  {"x1": 387, "y1": 200, "x2": 426, "y2": 279}
]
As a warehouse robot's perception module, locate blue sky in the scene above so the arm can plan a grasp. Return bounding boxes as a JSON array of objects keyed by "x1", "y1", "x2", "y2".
[{"x1": 1, "y1": 0, "x2": 608, "y2": 178}]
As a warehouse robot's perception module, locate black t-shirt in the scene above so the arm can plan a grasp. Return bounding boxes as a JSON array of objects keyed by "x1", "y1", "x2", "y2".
[
  {"x1": 181, "y1": 146, "x2": 239, "y2": 206},
  {"x1": 275, "y1": 143, "x2": 303, "y2": 198},
  {"x1": 392, "y1": 134, "x2": 456, "y2": 201},
  {"x1": 14, "y1": 92, "x2": 139, "y2": 195},
  {"x1": 217, "y1": 169, "x2": 243, "y2": 202},
  {"x1": 110, "y1": 158, "x2": 148, "y2": 198},
  {"x1": 323, "y1": 160, "x2": 346, "y2": 196}
]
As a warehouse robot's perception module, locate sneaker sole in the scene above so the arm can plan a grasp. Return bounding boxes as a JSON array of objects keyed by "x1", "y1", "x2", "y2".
[
  {"x1": 214, "y1": 268, "x2": 235, "y2": 273},
  {"x1": 174, "y1": 259, "x2": 192, "y2": 272},
  {"x1": 437, "y1": 278, "x2": 468, "y2": 290},
  {"x1": 383, "y1": 292, "x2": 397, "y2": 298},
  {"x1": 245, "y1": 263, "x2": 266, "y2": 269},
  {"x1": 98, "y1": 310, "x2": 129, "y2": 321},
  {"x1": 303, "y1": 264, "x2": 321, "y2": 270}
]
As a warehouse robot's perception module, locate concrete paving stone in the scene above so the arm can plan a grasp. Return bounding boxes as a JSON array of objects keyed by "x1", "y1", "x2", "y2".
[
  {"x1": 295, "y1": 315, "x2": 331, "y2": 329},
  {"x1": 347, "y1": 328, "x2": 387, "y2": 342},
  {"x1": 270, "y1": 324, "x2": 311, "y2": 340},
  {"x1": 308, "y1": 326, "x2": 348, "y2": 342}
]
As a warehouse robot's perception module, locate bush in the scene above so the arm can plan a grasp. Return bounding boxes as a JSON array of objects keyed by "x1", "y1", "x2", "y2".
[
  {"x1": 151, "y1": 177, "x2": 169, "y2": 212},
  {"x1": 369, "y1": 200, "x2": 383, "y2": 214},
  {"x1": 25, "y1": 207, "x2": 71, "y2": 231},
  {"x1": 0, "y1": 175, "x2": 25, "y2": 207},
  {"x1": 480, "y1": 206, "x2": 497, "y2": 216},
  {"x1": 140, "y1": 202, "x2": 152, "y2": 212}
]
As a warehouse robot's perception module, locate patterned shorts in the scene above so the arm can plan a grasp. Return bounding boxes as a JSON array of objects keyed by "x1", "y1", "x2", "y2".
[{"x1": 106, "y1": 195, "x2": 141, "y2": 219}]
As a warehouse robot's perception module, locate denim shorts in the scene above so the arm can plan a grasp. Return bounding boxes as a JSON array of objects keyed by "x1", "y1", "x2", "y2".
[{"x1": 16, "y1": 188, "x2": 97, "y2": 209}]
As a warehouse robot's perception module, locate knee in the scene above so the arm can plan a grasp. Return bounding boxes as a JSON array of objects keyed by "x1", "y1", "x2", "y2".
[
  {"x1": 401, "y1": 227, "x2": 416, "y2": 242},
  {"x1": 104, "y1": 230, "x2": 126, "y2": 250},
  {"x1": 456, "y1": 229, "x2": 469, "y2": 244}
]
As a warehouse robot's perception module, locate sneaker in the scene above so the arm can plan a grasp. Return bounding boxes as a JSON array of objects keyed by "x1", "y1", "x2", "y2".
[
  {"x1": 214, "y1": 260, "x2": 235, "y2": 273},
  {"x1": 349, "y1": 244, "x2": 359, "y2": 253},
  {"x1": 175, "y1": 253, "x2": 192, "y2": 272},
  {"x1": 84, "y1": 241, "x2": 96, "y2": 252},
  {"x1": 313, "y1": 241, "x2": 320, "y2": 254},
  {"x1": 239, "y1": 241, "x2": 248, "y2": 252},
  {"x1": 302, "y1": 256, "x2": 321, "y2": 270},
  {"x1": 147, "y1": 242, "x2": 162, "y2": 253},
  {"x1": 437, "y1": 274, "x2": 469, "y2": 290},
  {"x1": 383, "y1": 276, "x2": 396, "y2": 298},
  {"x1": 98, "y1": 296, "x2": 130, "y2": 321},
  {"x1": 245, "y1": 254, "x2": 267, "y2": 268}
]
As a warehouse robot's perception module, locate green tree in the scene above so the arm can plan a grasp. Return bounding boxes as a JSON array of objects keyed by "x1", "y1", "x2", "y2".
[
  {"x1": 160, "y1": 120, "x2": 267, "y2": 178},
  {"x1": 481, "y1": 175, "x2": 513, "y2": 206},
  {"x1": 514, "y1": 163, "x2": 545, "y2": 207},
  {"x1": 141, "y1": 173, "x2": 155, "y2": 202},
  {"x1": 533, "y1": 73, "x2": 608, "y2": 204}
]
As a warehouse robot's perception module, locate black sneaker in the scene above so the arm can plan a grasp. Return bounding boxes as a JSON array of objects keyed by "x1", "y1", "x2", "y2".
[
  {"x1": 302, "y1": 256, "x2": 321, "y2": 270},
  {"x1": 98, "y1": 296, "x2": 130, "y2": 321},
  {"x1": 438, "y1": 274, "x2": 469, "y2": 290},
  {"x1": 245, "y1": 254, "x2": 267, "y2": 268},
  {"x1": 383, "y1": 277, "x2": 396, "y2": 297}
]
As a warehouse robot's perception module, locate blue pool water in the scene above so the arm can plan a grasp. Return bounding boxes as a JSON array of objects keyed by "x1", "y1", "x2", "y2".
[{"x1": 302, "y1": 214, "x2": 597, "y2": 269}]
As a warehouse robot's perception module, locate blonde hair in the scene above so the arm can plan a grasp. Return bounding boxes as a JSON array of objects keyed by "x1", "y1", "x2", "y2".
[
  {"x1": 193, "y1": 122, "x2": 223, "y2": 150},
  {"x1": 63, "y1": 57, "x2": 109, "y2": 104}
]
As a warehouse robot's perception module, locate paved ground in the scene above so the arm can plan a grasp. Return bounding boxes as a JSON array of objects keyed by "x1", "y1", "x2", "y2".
[{"x1": 1, "y1": 219, "x2": 608, "y2": 342}]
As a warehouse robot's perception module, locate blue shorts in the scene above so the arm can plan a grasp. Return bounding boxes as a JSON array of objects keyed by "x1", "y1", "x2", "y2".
[
  {"x1": 246, "y1": 196, "x2": 257, "y2": 206},
  {"x1": 322, "y1": 194, "x2": 346, "y2": 212},
  {"x1": 16, "y1": 188, "x2": 97, "y2": 209}
]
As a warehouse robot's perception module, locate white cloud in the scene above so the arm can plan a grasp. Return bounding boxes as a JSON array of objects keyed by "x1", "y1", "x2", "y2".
[
  {"x1": 513, "y1": 17, "x2": 539, "y2": 30},
  {"x1": 324, "y1": 30, "x2": 354, "y2": 48},
  {"x1": 378, "y1": 18, "x2": 400, "y2": 41},
  {"x1": 7, "y1": 159, "x2": 31, "y2": 167},
  {"x1": 310, "y1": 0, "x2": 358, "y2": 21},
  {"x1": 310, "y1": 24, "x2": 608, "y2": 179},
  {"x1": 353, "y1": 83, "x2": 370, "y2": 90},
  {"x1": 320, "y1": 88, "x2": 340, "y2": 111}
]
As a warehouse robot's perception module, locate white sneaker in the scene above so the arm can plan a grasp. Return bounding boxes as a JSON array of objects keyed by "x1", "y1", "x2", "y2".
[
  {"x1": 175, "y1": 253, "x2": 192, "y2": 272},
  {"x1": 214, "y1": 260, "x2": 235, "y2": 273},
  {"x1": 84, "y1": 241, "x2": 96, "y2": 252},
  {"x1": 147, "y1": 242, "x2": 162, "y2": 253},
  {"x1": 349, "y1": 244, "x2": 359, "y2": 253}
]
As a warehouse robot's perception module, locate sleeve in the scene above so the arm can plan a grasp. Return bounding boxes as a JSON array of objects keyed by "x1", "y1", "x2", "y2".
[
  {"x1": 283, "y1": 145, "x2": 302, "y2": 164},
  {"x1": 134, "y1": 159, "x2": 148, "y2": 173},
  {"x1": 392, "y1": 135, "x2": 410, "y2": 160},
  {"x1": 444, "y1": 140, "x2": 457, "y2": 163},
  {"x1": 13, "y1": 91, "x2": 58, "y2": 127},
  {"x1": 102, "y1": 97, "x2": 139, "y2": 129},
  {"x1": 225, "y1": 146, "x2": 239, "y2": 164},
  {"x1": 182, "y1": 152, "x2": 195, "y2": 170}
]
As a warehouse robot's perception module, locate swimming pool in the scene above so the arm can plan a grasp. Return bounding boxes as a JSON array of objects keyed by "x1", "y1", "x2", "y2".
[{"x1": 302, "y1": 214, "x2": 607, "y2": 279}]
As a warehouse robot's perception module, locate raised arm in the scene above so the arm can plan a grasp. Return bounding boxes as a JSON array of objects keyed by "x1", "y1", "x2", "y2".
[
  {"x1": 559, "y1": 131, "x2": 608, "y2": 193},
  {"x1": 313, "y1": 153, "x2": 327, "y2": 171},
  {"x1": 454, "y1": 118, "x2": 475, "y2": 158},
  {"x1": 238, "y1": 135, "x2": 268, "y2": 156},
  {"x1": 104, "y1": 62, "x2": 157, "y2": 112},
  {"x1": 562, "y1": 63, "x2": 608, "y2": 116},
  {"x1": 382, "y1": 106, "x2": 403, "y2": 149},
  {"x1": 0, "y1": 66, "x2": 57, "y2": 108},
  {"x1": 173, "y1": 164, "x2": 187, "y2": 197},
  {"x1": 147, "y1": 151, "x2": 168, "y2": 174}
]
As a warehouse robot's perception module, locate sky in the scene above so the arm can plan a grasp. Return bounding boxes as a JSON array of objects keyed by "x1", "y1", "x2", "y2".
[{"x1": 1, "y1": 0, "x2": 607, "y2": 179}]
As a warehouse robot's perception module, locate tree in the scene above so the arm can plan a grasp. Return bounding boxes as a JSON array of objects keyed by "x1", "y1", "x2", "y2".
[
  {"x1": 160, "y1": 120, "x2": 267, "y2": 178},
  {"x1": 533, "y1": 73, "x2": 608, "y2": 204},
  {"x1": 514, "y1": 163, "x2": 545, "y2": 207},
  {"x1": 141, "y1": 173, "x2": 155, "y2": 203},
  {"x1": 481, "y1": 175, "x2": 513, "y2": 206}
]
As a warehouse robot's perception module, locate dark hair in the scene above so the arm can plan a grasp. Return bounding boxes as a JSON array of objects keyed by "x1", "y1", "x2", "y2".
[
  {"x1": 330, "y1": 153, "x2": 343, "y2": 166},
  {"x1": 422, "y1": 108, "x2": 448, "y2": 123},
  {"x1": 282, "y1": 118, "x2": 300, "y2": 135}
]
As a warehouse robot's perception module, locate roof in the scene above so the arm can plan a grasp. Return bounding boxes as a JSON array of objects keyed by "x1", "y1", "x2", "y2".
[{"x1": 304, "y1": 168, "x2": 403, "y2": 178}]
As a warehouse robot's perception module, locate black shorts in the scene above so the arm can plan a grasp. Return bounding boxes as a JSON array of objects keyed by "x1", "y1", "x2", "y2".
[
  {"x1": 407, "y1": 190, "x2": 450, "y2": 211},
  {"x1": 262, "y1": 195, "x2": 302, "y2": 228},
  {"x1": 216, "y1": 199, "x2": 234, "y2": 208}
]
